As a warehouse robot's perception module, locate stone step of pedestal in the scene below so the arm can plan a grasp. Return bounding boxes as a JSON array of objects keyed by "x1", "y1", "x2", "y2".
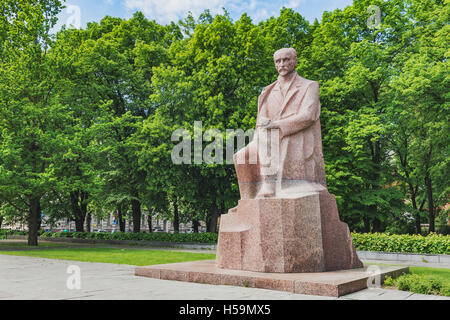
[{"x1": 135, "y1": 260, "x2": 408, "y2": 298}]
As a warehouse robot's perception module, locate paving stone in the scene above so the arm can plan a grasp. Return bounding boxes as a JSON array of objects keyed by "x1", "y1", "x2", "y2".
[{"x1": 1, "y1": 255, "x2": 448, "y2": 300}]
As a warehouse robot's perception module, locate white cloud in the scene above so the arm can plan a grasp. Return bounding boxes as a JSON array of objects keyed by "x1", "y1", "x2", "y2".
[
  {"x1": 122, "y1": 0, "x2": 309, "y2": 24},
  {"x1": 282, "y1": 0, "x2": 305, "y2": 9},
  {"x1": 250, "y1": 8, "x2": 270, "y2": 21},
  {"x1": 124, "y1": 0, "x2": 235, "y2": 23}
]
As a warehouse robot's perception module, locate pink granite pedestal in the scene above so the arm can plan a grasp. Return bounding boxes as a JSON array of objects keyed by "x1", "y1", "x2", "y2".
[
  {"x1": 217, "y1": 190, "x2": 363, "y2": 273},
  {"x1": 135, "y1": 260, "x2": 409, "y2": 297}
]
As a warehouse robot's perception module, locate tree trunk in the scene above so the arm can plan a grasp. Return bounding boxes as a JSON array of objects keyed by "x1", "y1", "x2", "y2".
[
  {"x1": 37, "y1": 201, "x2": 42, "y2": 231},
  {"x1": 425, "y1": 174, "x2": 435, "y2": 233},
  {"x1": 410, "y1": 191, "x2": 421, "y2": 234},
  {"x1": 148, "y1": 214, "x2": 152, "y2": 233},
  {"x1": 415, "y1": 211, "x2": 421, "y2": 234},
  {"x1": 218, "y1": 200, "x2": 225, "y2": 232},
  {"x1": 70, "y1": 191, "x2": 85, "y2": 232},
  {"x1": 131, "y1": 199, "x2": 141, "y2": 233},
  {"x1": 372, "y1": 217, "x2": 382, "y2": 233},
  {"x1": 192, "y1": 219, "x2": 199, "y2": 233},
  {"x1": 173, "y1": 198, "x2": 179, "y2": 233},
  {"x1": 367, "y1": 135, "x2": 382, "y2": 233},
  {"x1": 363, "y1": 217, "x2": 370, "y2": 233},
  {"x1": 80, "y1": 191, "x2": 88, "y2": 227},
  {"x1": 86, "y1": 212, "x2": 92, "y2": 232},
  {"x1": 118, "y1": 204, "x2": 126, "y2": 232},
  {"x1": 28, "y1": 197, "x2": 41, "y2": 246},
  {"x1": 207, "y1": 202, "x2": 219, "y2": 233},
  {"x1": 0, "y1": 216, "x2": 3, "y2": 229}
]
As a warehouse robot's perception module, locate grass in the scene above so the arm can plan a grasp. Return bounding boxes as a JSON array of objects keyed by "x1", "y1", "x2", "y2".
[
  {"x1": 0, "y1": 246, "x2": 217, "y2": 266},
  {"x1": 366, "y1": 263, "x2": 450, "y2": 280},
  {"x1": 410, "y1": 266, "x2": 450, "y2": 296},
  {"x1": 0, "y1": 241, "x2": 71, "y2": 248},
  {"x1": 409, "y1": 266, "x2": 450, "y2": 282}
]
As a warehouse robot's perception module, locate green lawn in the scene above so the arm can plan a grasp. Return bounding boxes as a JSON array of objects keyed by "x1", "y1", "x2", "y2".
[
  {"x1": 0, "y1": 241, "x2": 70, "y2": 248},
  {"x1": 409, "y1": 266, "x2": 450, "y2": 282},
  {"x1": 366, "y1": 263, "x2": 450, "y2": 280},
  {"x1": 0, "y1": 246, "x2": 217, "y2": 266}
]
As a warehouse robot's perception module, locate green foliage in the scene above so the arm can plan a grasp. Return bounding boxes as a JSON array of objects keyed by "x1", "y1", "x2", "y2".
[
  {"x1": 5, "y1": 229, "x2": 450, "y2": 253},
  {"x1": 441, "y1": 283, "x2": 450, "y2": 297},
  {"x1": 1, "y1": 228, "x2": 218, "y2": 243},
  {"x1": 390, "y1": 273, "x2": 450, "y2": 296},
  {"x1": 0, "y1": 1, "x2": 448, "y2": 240},
  {"x1": 0, "y1": 0, "x2": 66, "y2": 245},
  {"x1": 352, "y1": 233, "x2": 450, "y2": 254},
  {"x1": 37, "y1": 230, "x2": 219, "y2": 244},
  {"x1": 397, "y1": 274, "x2": 430, "y2": 294},
  {"x1": 0, "y1": 229, "x2": 27, "y2": 239},
  {"x1": 383, "y1": 276, "x2": 395, "y2": 287}
]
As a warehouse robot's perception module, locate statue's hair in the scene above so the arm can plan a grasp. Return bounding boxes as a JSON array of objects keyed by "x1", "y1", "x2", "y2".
[{"x1": 274, "y1": 48, "x2": 298, "y2": 60}]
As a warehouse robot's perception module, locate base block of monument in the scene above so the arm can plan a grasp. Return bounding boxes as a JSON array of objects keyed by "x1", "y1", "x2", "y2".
[
  {"x1": 135, "y1": 260, "x2": 409, "y2": 297},
  {"x1": 216, "y1": 190, "x2": 363, "y2": 273}
]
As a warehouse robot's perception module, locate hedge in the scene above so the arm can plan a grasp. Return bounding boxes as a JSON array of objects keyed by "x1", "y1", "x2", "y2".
[
  {"x1": 0, "y1": 229, "x2": 219, "y2": 244},
  {"x1": 352, "y1": 233, "x2": 450, "y2": 255},
  {"x1": 1, "y1": 229, "x2": 449, "y2": 254},
  {"x1": 0, "y1": 229, "x2": 27, "y2": 239}
]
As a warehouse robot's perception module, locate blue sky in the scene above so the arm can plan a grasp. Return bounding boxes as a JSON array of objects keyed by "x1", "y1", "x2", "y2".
[{"x1": 55, "y1": 0, "x2": 354, "y2": 30}]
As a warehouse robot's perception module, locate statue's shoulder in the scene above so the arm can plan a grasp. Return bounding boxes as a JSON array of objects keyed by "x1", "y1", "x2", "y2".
[
  {"x1": 261, "y1": 81, "x2": 277, "y2": 93},
  {"x1": 297, "y1": 75, "x2": 319, "y2": 88}
]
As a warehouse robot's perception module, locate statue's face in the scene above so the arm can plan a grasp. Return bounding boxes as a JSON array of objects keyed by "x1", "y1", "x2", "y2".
[{"x1": 274, "y1": 50, "x2": 297, "y2": 76}]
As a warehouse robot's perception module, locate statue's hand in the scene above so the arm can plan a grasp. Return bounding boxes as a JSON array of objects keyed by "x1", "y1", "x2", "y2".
[
  {"x1": 256, "y1": 117, "x2": 271, "y2": 128},
  {"x1": 264, "y1": 121, "x2": 281, "y2": 130}
]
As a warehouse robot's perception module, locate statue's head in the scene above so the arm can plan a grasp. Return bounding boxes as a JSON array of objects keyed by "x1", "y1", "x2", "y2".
[{"x1": 274, "y1": 48, "x2": 298, "y2": 76}]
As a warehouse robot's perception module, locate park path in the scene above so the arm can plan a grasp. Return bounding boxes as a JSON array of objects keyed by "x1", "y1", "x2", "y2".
[{"x1": 0, "y1": 254, "x2": 449, "y2": 300}]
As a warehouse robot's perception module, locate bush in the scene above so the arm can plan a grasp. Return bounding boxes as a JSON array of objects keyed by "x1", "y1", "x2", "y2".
[
  {"x1": 352, "y1": 232, "x2": 450, "y2": 255},
  {"x1": 396, "y1": 274, "x2": 416, "y2": 291},
  {"x1": 429, "y1": 278, "x2": 442, "y2": 292},
  {"x1": 396, "y1": 274, "x2": 433, "y2": 294},
  {"x1": 2, "y1": 229, "x2": 449, "y2": 254},
  {"x1": 441, "y1": 283, "x2": 450, "y2": 296},
  {"x1": 410, "y1": 278, "x2": 432, "y2": 295},
  {"x1": 0, "y1": 229, "x2": 27, "y2": 239},
  {"x1": 383, "y1": 276, "x2": 395, "y2": 287},
  {"x1": 35, "y1": 230, "x2": 219, "y2": 244},
  {"x1": 0, "y1": 230, "x2": 7, "y2": 240},
  {"x1": 388, "y1": 273, "x2": 450, "y2": 296}
]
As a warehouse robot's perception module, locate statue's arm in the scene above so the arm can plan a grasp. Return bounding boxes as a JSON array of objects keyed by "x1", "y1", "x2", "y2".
[{"x1": 271, "y1": 81, "x2": 320, "y2": 138}]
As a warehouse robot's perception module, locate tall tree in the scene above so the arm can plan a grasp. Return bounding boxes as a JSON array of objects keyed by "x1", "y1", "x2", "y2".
[
  {"x1": 387, "y1": 0, "x2": 449, "y2": 233},
  {"x1": 0, "y1": 0, "x2": 67, "y2": 245},
  {"x1": 53, "y1": 13, "x2": 177, "y2": 232},
  {"x1": 300, "y1": 0, "x2": 412, "y2": 232}
]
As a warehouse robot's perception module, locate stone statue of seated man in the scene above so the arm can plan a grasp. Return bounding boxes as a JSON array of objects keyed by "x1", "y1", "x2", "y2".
[
  {"x1": 217, "y1": 48, "x2": 363, "y2": 273},
  {"x1": 234, "y1": 48, "x2": 327, "y2": 200}
]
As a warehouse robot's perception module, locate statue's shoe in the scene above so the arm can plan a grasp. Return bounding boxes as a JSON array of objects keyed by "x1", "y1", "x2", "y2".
[
  {"x1": 256, "y1": 182, "x2": 276, "y2": 198},
  {"x1": 228, "y1": 206, "x2": 238, "y2": 214}
]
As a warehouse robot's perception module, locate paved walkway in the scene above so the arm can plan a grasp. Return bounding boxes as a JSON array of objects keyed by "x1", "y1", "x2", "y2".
[{"x1": 1, "y1": 255, "x2": 448, "y2": 300}]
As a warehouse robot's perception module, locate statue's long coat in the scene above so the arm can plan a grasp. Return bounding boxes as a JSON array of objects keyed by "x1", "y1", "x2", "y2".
[{"x1": 234, "y1": 73, "x2": 327, "y2": 199}]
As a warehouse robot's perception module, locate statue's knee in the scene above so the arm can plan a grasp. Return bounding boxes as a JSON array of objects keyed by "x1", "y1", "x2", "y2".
[{"x1": 234, "y1": 148, "x2": 247, "y2": 165}]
